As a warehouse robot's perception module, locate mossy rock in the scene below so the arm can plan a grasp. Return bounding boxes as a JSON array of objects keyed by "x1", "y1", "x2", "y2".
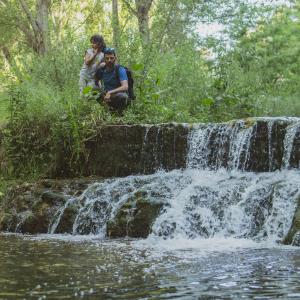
[
  {"x1": 0, "y1": 178, "x2": 96, "y2": 234},
  {"x1": 107, "y1": 191, "x2": 164, "y2": 238},
  {"x1": 0, "y1": 212, "x2": 18, "y2": 231},
  {"x1": 41, "y1": 191, "x2": 69, "y2": 205},
  {"x1": 16, "y1": 211, "x2": 47, "y2": 234},
  {"x1": 14, "y1": 191, "x2": 70, "y2": 234}
]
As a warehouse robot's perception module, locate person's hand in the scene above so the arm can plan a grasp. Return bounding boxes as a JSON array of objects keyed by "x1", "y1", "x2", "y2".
[
  {"x1": 104, "y1": 92, "x2": 111, "y2": 102},
  {"x1": 99, "y1": 62, "x2": 106, "y2": 68}
]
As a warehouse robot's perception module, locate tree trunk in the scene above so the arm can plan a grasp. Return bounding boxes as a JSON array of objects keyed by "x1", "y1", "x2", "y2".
[
  {"x1": 1, "y1": 45, "x2": 22, "y2": 79},
  {"x1": 18, "y1": 0, "x2": 51, "y2": 55},
  {"x1": 135, "y1": 0, "x2": 153, "y2": 45},
  {"x1": 36, "y1": 0, "x2": 50, "y2": 54},
  {"x1": 1, "y1": 46, "x2": 12, "y2": 64},
  {"x1": 121, "y1": 0, "x2": 153, "y2": 46},
  {"x1": 112, "y1": 0, "x2": 120, "y2": 50}
]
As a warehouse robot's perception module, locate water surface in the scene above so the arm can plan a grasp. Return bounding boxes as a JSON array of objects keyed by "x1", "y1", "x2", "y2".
[{"x1": 1, "y1": 234, "x2": 300, "y2": 299}]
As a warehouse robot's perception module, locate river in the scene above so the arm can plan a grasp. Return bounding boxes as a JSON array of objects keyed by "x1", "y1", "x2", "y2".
[
  {"x1": 1, "y1": 233, "x2": 300, "y2": 299},
  {"x1": 2, "y1": 119, "x2": 300, "y2": 299}
]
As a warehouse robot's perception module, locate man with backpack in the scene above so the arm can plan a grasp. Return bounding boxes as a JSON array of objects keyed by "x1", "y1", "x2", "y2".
[{"x1": 95, "y1": 48, "x2": 134, "y2": 112}]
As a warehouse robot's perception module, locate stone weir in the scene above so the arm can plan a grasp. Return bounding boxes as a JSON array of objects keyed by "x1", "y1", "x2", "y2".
[
  {"x1": 1, "y1": 118, "x2": 300, "y2": 177},
  {"x1": 1, "y1": 117, "x2": 300, "y2": 245},
  {"x1": 77, "y1": 123, "x2": 190, "y2": 177},
  {"x1": 187, "y1": 117, "x2": 300, "y2": 172},
  {"x1": 53, "y1": 117, "x2": 299, "y2": 176}
]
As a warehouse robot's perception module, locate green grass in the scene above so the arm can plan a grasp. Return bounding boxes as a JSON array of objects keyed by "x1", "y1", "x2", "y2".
[
  {"x1": 255, "y1": 92, "x2": 300, "y2": 117},
  {"x1": 0, "y1": 95, "x2": 9, "y2": 124}
]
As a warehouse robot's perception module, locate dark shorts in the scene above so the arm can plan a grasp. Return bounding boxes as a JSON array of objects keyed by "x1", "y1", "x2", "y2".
[{"x1": 98, "y1": 91, "x2": 130, "y2": 112}]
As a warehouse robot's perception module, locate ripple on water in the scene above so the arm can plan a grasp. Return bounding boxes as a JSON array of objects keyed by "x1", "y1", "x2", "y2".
[{"x1": 0, "y1": 234, "x2": 300, "y2": 299}]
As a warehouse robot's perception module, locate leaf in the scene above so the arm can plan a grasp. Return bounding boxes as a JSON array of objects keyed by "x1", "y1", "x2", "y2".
[
  {"x1": 131, "y1": 63, "x2": 144, "y2": 72},
  {"x1": 82, "y1": 86, "x2": 92, "y2": 95},
  {"x1": 201, "y1": 98, "x2": 215, "y2": 106},
  {"x1": 151, "y1": 93, "x2": 160, "y2": 101}
]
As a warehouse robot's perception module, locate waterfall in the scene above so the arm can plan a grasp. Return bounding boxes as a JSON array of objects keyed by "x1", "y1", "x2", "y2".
[
  {"x1": 283, "y1": 120, "x2": 300, "y2": 169},
  {"x1": 49, "y1": 118, "x2": 300, "y2": 244},
  {"x1": 187, "y1": 121, "x2": 255, "y2": 170},
  {"x1": 49, "y1": 169, "x2": 300, "y2": 243}
]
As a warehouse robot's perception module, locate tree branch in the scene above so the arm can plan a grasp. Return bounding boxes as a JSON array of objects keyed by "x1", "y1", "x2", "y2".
[
  {"x1": 121, "y1": 0, "x2": 137, "y2": 16},
  {"x1": 18, "y1": 0, "x2": 39, "y2": 35}
]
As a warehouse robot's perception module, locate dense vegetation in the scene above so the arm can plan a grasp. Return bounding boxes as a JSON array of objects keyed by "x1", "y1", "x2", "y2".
[{"x1": 0, "y1": 0, "x2": 299, "y2": 179}]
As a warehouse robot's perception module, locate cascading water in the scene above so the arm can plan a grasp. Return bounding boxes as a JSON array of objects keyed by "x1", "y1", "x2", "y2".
[
  {"x1": 283, "y1": 120, "x2": 300, "y2": 168},
  {"x1": 187, "y1": 121, "x2": 255, "y2": 170},
  {"x1": 49, "y1": 118, "x2": 300, "y2": 246}
]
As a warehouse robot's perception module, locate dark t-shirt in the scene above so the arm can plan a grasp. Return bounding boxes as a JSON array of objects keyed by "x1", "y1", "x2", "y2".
[{"x1": 96, "y1": 65, "x2": 128, "y2": 91}]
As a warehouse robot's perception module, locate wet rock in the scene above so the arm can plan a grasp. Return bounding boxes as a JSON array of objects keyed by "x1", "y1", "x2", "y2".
[
  {"x1": 0, "y1": 212, "x2": 18, "y2": 231},
  {"x1": 288, "y1": 125, "x2": 300, "y2": 169},
  {"x1": 41, "y1": 191, "x2": 69, "y2": 205},
  {"x1": 107, "y1": 191, "x2": 164, "y2": 238},
  {"x1": 74, "y1": 200, "x2": 113, "y2": 235},
  {"x1": 2, "y1": 119, "x2": 300, "y2": 177},
  {"x1": 283, "y1": 197, "x2": 300, "y2": 246},
  {"x1": 16, "y1": 195, "x2": 67, "y2": 234},
  {"x1": 54, "y1": 202, "x2": 80, "y2": 234},
  {"x1": 194, "y1": 119, "x2": 288, "y2": 172},
  {"x1": 245, "y1": 120, "x2": 287, "y2": 172},
  {"x1": 0, "y1": 180, "x2": 79, "y2": 234},
  {"x1": 17, "y1": 211, "x2": 48, "y2": 234},
  {"x1": 52, "y1": 123, "x2": 190, "y2": 178}
]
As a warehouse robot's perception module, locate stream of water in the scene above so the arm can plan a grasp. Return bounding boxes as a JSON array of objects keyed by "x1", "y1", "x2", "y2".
[{"x1": 1, "y1": 119, "x2": 300, "y2": 299}]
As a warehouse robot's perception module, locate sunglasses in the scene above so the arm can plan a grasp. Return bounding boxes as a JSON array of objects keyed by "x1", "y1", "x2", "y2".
[{"x1": 104, "y1": 47, "x2": 116, "y2": 54}]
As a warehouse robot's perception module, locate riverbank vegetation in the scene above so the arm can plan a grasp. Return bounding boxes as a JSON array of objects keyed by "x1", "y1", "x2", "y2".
[{"x1": 0, "y1": 0, "x2": 300, "y2": 179}]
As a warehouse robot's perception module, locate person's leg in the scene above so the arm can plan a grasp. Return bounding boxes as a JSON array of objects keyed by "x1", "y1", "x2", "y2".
[
  {"x1": 96, "y1": 89, "x2": 106, "y2": 104},
  {"x1": 79, "y1": 76, "x2": 87, "y2": 94},
  {"x1": 109, "y1": 93, "x2": 130, "y2": 112},
  {"x1": 79, "y1": 77, "x2": 98, "y2": 95},
  {"x1": 86, "y1": 79, "x2": 98, "y2": 90}
]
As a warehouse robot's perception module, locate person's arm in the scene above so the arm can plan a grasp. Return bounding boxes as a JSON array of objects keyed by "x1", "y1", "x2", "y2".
[
  {"x1": 84, "y1": 49, "x2": 100, "y2": 65},
  {"x1": 107, "y1": 80, "x2": 128, "y2": 94},
  {"x1": 104, "y1": 80, "x2": 128, "y2": 102},
  {"x1": 94, "y1": 68, "x2": 103, "y2": 87},
  {"x1": 104, "y1": 66, "x2": 128, "y2": 101},
  {"x1": 98, "y1": 61, "x2": 106, "y2": 68}
]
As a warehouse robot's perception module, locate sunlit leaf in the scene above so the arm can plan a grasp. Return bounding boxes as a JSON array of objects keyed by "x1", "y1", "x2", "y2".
[
  {"x1": 201, "y1": 98, "x2": 215, "y2": 106},
  {"x1": 131, "y1": 63, "x2": 144, "y2": 72},
  {"x1": 82, "y1": 86, "x2": 92, "y2": 95}
]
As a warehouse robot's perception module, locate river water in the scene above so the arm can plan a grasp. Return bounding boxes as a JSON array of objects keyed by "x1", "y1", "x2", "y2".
[
  {"x1": 2, "y1": 120, "x2": 300, "y2": 299},
  {"x1": 1, "y1": 233, "x2": 300, "y2": 299}
]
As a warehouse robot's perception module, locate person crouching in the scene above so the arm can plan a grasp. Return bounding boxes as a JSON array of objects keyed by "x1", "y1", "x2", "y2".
[{"x1": 95, "y1": 48, "x2": 130, "y2": 113}]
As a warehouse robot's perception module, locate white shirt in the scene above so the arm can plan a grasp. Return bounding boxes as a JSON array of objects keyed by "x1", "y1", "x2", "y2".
[{"x1": 79, "y1": 48, "x2": 104, "y2": 81}]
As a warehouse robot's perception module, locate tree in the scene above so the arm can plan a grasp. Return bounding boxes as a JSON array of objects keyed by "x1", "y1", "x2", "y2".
[
  {"x1": 18, "y1": 0, "x2": 51, "y2": 55},
  {"x1": 0, "y1": 0, "x2": 51, "y2": 55},
  {"x1": 122, "y1": 0, "x2": 153, "y2": 45},
  {"x1": 112, "y1": 0, "x2": 120, "y2": 50}
]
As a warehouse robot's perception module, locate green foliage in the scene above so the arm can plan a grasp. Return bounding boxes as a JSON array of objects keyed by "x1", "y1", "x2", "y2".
[
  {"x1": 219, "y1": 4, "x2": 300, "y2": 117},
  {"x1": 0, "y1": 0, "x2": 298, "y2": 179}
]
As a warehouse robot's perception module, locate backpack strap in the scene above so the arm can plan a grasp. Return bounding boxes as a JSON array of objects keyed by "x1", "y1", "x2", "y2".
[
  {"x1": 95, "y1": 66, "x2": 104, "y2": 83},
  {"x1": 114, "y1": 64, "x2": 121, "y2": 86}
]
